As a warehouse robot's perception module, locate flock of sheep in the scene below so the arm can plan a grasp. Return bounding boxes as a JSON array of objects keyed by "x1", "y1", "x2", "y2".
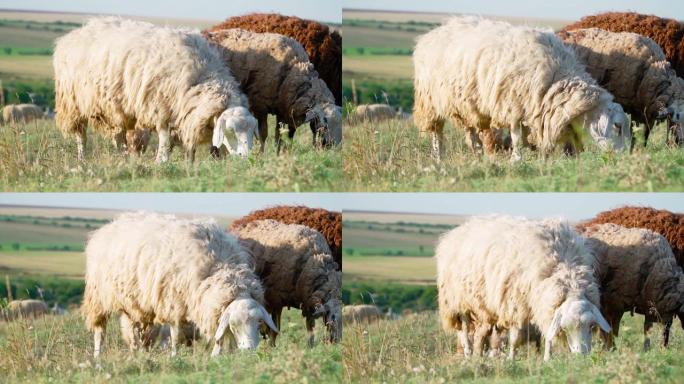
[
  {"x1": 342, "y1": 206, "x2": 683, "y2": 361},
  {"x1": 436, "y1": 206, "x2": 683, "y2": 361},
  {"x1": 49, "y1": 13, "x2": 341, "y2": 161},
  {"x1": 352, "y1": 12, "x2": 684, "y2": 162},
  {"x1": 69, "y1": 205, "x2": 342, "y2": 357}
]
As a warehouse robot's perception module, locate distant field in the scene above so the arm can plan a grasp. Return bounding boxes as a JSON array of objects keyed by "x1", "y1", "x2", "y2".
[
  {"x1": 344, "y1": 255, "x2": 435, "y2": 284},
  {"x1": 0, "y1": 250, "x2": 83, "y2": 278},
  {"x1": 344, "y1": 211, "x2": 467, "y2": 225}
]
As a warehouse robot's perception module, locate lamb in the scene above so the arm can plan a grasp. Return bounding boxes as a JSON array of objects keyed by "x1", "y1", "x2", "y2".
[
  {"x1": 342, "y1": 304, "x2": 382, "y2": 325},
  {"x1": 560, "y1": 12, "x2": 684, "y2": 79},
  {"x1": 124, "y1": 128, "x2": 151, "y2": 156},
  {"x1": 206, "y1": 13, "x2": 341, "y2": 106},
  {"x1": 231, "y1": 205, "x2": 342, "y2": 270},
  {"x1": 204, "y1": 29, "x2": 341, "y2": 153},
  {"x1": 81, "y1": 211, "x2": 277, "y2": 357},
  {"x1": 413, "y1": 16, "x2": 629, "y2": 162},
  {"x1": 2, "y1": 299, "x2": 49, "y2": 320},
  {"x1": 558, "y1": 28, "x2": 684, "y2": 146},
  {"x1": 2, "y1": 104, "x2": 43, "y2": 124},
  {"x1": 233, "y1": 219, "x2": 342, "y2": 347},
  {"x1": 581, "y1": 224, "x2": 684, "y2": 350},
  {"x1": 351, "y1": 104, "x2": 396, "y2": 123},
  {"x1": 53, "y1": 18, "x2": 257, "y2": 162},
  {"x1": 436, "y1": 215, "x2": 611, "y2": 361}
]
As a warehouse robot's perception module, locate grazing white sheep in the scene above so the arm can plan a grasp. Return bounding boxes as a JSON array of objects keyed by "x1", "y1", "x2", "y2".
[
  {"x1": 205, "y1": 29, "x2": 341, "y2": 154},
  {"x1": 234, "y1": 219, "x2": 342, "y2": 346},
  {"x1": 436, "y1": 215, "x2": 611, "y2": 361},
  {"x1": 581, "y1": 223, "x2": 684, "y2": 350},
  {"x1": 343, "y1": 304, "x2": 382, "y2": 324},
  {"x1": 2, "y1": 104, "x2": 43, "y2": 124},
  {"x1": 559, "y1": 28, "x2": 684, "y2": 147},
  {"x1": 81, "y1": 212, "x2": 277, "y2": 357},
  {"x1": 54, "y1": 18, "x2": 256, "y2": 162},
  {"x1": 2, "y1": 299, "x2": 49, "y2": 320},
  {"x1": 351, "y1": 104, "x2": 396, "y2": 123},
  {"x1": 414, "y1": 17, "x2": 629, "y2": 161}
]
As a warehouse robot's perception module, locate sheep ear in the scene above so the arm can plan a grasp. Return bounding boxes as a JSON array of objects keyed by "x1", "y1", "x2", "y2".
[
  {"x1": 259, "y1": 305, "x2": 278, "y2": 333},
  {"x1": 546, "y1": 308, "x2": 562, "y2": 342},
  {"x1": 215, "y1": 306, "x2": 232, "y2": 341},
  {"x1": 591, "y1": 303, "x2": 611, "y2": 333},
  {"x1": 212, "y1": 117, "x2": 225, "y2": 148}
]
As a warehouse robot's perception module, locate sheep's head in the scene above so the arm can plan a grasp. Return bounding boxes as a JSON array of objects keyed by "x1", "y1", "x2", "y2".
[
  {"x1": 583, "y1": 102, "x2": 629, "y2": 152},
  {"x1": 313, "y1": 298, "x2": 342, "y2": 343},
  {"x1": 212, "y1": 298, "x2": 277, "y2": 356},
  {"x1": 306, "y1": 103, "x2": 342, "y2": 148},
  {"x1": 658, "y1": 100, "x2": 684, "y2": 144},
  {"x1": 212, "y1": 106, "x2": 257, "y2": 158},
  {"x1": 544, "y1": 299, "x2": 610, "y2": 361}
]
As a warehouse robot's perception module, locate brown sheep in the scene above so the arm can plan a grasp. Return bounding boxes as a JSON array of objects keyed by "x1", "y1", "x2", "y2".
[
  {"x1": 206, "y1": 13, "x2": 341, "y2": 144},
  {"x1": 231, "y1": 205, "x2": 342, "y2": 269},
  {"x1": 561, "y1": 12, "x2": 684, "y2": 79}
]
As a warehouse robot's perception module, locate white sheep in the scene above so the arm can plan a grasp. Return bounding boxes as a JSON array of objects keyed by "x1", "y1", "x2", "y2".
[
  {"x1": 205, "y1": 29, "x2": 341, "y2": 154},
  {"x1": 234, "y1": 219, "x2": 342, "y2": 346},
  {"x1": 81, "y1": 211, "x2": 277, "y2": 357},
  {"x1": 342, "y1": 304, "x2": 382, "y2": 325},
  {"x1": 413, "y1": 16, "x2": 630, "y2": 161},
  {"x1": 351, "y1": 104, "x2": 396, "y2": 123},
  {"x1": 2, "y1": 104, "x2": 43, "y2": 125},
  {"x1": 2, "y1": 299, "x2": 49, "y2": 320},
  {"x1": 559, "y1": 28, "x2": 684, "y2": 147},
  {"x1": 53, "y1": 18, "x2": 257, "y2": 162},
  {"x1": 582, "y1": 223, "x2": 684, "y2": 350},
  {"x1": 436, "y1": 215, "x2": 611, "y2": 361}
]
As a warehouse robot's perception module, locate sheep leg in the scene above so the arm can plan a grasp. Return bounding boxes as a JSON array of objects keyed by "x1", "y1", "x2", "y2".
[
  {"x1": 431, "y1": 129, "x2": 444, "y2": 161},
  {"x1": 169, "y1": 323, "x2": 180, "y2": 357},
  {"x1": 509, "y1": 123, "x2": 523, "y2": 162},
  {"x1": 643, "y1": 319, "x2": 653, "y2": 351},
  {"x1": 663, "y1": 318, "x2": 672, "y2": 347},
  {"x1": 488, "y1": 327, "x2": 502, "y2": 357},
  {"x1": 268, "y1": 308, "x2": 282, "y2": 347},
  {"x1": 508, "y1": 327, "x2": 520, "y2": 360},
  {"x1": 93, "y1": 325, "x2": 105, "y2": 358},
  {"x1": 472, "y1": 323, "x2": 490, "y2": 357},
  {"x1": 306, "y1": 315, "x2": 316, "y2": 347},
  {"x1": 156, "y1": 127, "x2": 171, "y2": 163},
  {"x1": 258, "y1": 117, "x2": 268, "y2": 153},
  {"x1": 275, "y1": 117, "x2": 283, "y2": 155},
  {"x1": 458, "y1": 314, "x2": 472, "y2": 357},
  {"x1": 76, "y1": 128, "x2": 87, "y2": 162},
  {"x1": 601, "y1": 312, "x2": 621, "y2": 350},
  {"x1": 465, "y1": 127, "x2": 483, "y2": 155}
]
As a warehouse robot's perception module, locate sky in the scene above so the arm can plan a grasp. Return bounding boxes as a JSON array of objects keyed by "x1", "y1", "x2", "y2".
[
  {"x1": 343, "y1": 0, "x2": 684, "y2": 21},
  {"x1": 0, "y1": 0, "x2": 340, "y2": 23},
  {"x1": 0, "y1": 193, "x2": 681, "y2": 220}
]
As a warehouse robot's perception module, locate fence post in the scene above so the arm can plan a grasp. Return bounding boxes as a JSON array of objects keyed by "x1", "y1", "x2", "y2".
[
  {"x1": 351, "y1": 78, "x2": 358, "y2": 105},
  {"x1": 5, "y1": 275, "x2": 12, "y2": 301}
]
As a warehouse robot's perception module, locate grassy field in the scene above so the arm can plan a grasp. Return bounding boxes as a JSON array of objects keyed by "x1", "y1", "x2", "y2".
[
  {"x1": 344, "y1": 255, "x2": 435, "y2": 284},
  {"x1": 343, "y1": 117, "x2": 684, "y2": 191},
  {"x1": 0, "y1": 119, "x2": 342, "y2": 191},
  {"x1": 0, "y1": 310, "x2": 341, "y2": 383},
  {"x1": 343, "y1": 310, "x2": 684, "y2": 383}
]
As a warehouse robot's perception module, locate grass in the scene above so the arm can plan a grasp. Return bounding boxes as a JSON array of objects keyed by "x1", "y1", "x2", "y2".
[
  {"x1": 344, "y1": 255, "x2": 435, "y2": 284},
  {"x1": 0, "y1": 309, "x2": 341, "y2": 383},
  {"x1": 343, "y1": 310, "x2": 684, "y2": 383},
  {"x1": 0, "y1": 119, "x2": 342, "y2": 191},
  {"x1": 343, "y1": 117, "x2": 684, "y2": 191}
]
